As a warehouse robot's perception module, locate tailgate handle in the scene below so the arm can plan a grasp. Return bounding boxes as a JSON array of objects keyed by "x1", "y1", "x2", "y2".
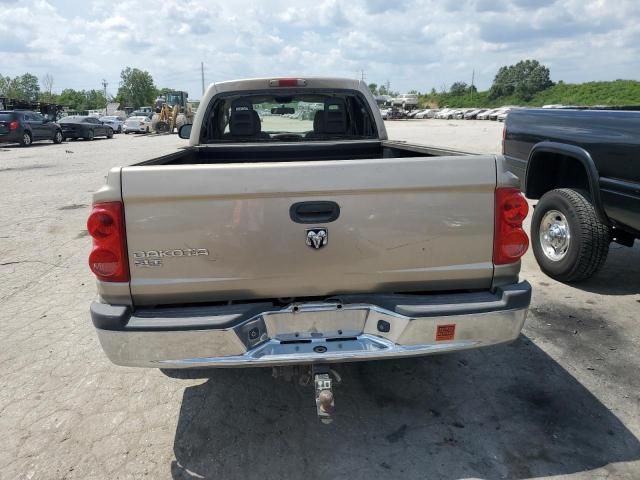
[{"x1": 290, "y1": 201, "x2": 340, "y2": 224}]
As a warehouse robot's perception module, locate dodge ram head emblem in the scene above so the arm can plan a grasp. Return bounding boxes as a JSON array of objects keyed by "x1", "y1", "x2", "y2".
[{"x1": 306, "y1": 228, "x2": 328, "y2": 249}]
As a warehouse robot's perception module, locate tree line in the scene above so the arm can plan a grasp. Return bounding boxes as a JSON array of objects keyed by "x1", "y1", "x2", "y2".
[
  {"x1": 366, "y1": 59, "x2": 639, "y2": 108},
  {"x1": 0, "y1": 67, "x2": 171, "y2": 112},
  {"x1": 420, "y1": 59, "x2": 638, "y2": 107}
]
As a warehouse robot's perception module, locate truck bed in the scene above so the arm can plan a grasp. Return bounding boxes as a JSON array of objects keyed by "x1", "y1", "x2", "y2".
[{"x1": 134, "y1": 140, "x2": 471, "y2": 166}]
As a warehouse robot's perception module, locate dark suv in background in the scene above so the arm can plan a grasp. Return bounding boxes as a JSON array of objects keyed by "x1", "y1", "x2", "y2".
[{"x1": 0, "y1": 110, "x2": 64, "y2": 147}]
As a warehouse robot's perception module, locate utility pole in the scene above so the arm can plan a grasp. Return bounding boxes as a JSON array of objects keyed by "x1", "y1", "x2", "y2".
[
  {"x1": 360, "y1": 70, "x2": 366, "y2": 82},
  {"x1": 471, "y1": 69, "x2": 475, "y2": 101},
  {"x1": 201, "y1": 62, "x2": 205, "y2": 96},
  {"x1": 101, "y1": 79, "x2": 108, "y2": 114}
]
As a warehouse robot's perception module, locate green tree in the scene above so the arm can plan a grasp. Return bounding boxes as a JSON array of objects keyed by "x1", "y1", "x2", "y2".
[
  {"x1": 58, "y1": 89, "x2": 107, "y2": 111},
  {"x1": 17, "y1": 73, "x2": 40, "y2": 101},
  {"x1": 449, "y1": 81, "x2": 468, "y2": 96},
  {"x1": 0, "y1": 73, "x2": 40, "y2": 100},
  {"x1": 368, "y1": 83, "x2": 378, "y2": 96},
  {"x1": 116, "y1": 67, "x2": 157, "y2": 108},
  {"x1": 157, "y1": 87, "x2": 175, "y2": 97},
  {"x1": 489, "y1": 59, "x2": 553, "y2": 101}
]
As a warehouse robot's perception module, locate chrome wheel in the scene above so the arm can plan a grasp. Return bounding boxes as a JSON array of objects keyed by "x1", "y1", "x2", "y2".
[
  {"x1": 539, "y1": 210, "x2": 571, "y2": 261},
  {"x1": 23, "y1": 133, "x2": 32, "y2": 146}
]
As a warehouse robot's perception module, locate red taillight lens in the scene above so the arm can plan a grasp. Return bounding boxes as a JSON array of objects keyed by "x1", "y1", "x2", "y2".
[
  {"x1": 494, "y1": 188, "x2": 529, "y2": 265},
  {"x1": 9, "y1": 120, "x2": 19, "y2": 130},
  {"x1": 87, "y1": 202, "x2": 129, "y2": 282}
]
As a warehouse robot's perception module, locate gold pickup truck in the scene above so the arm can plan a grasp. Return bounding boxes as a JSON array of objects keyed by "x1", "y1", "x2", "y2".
[{"x1": 88, "y1": 77, "x2": 531, "y2": 421}]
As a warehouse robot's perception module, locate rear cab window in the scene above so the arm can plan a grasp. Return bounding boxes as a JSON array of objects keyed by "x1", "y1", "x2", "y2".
[{"x1": 200, "y1": 90, "x2": 377, "y2": 143}]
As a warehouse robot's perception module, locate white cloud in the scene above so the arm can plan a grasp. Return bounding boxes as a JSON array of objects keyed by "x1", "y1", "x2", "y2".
[{"x1": 0, "y1": 0, "x2": 638, "y2": 98}]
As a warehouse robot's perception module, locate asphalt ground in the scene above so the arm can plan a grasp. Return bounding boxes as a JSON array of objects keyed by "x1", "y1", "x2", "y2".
[{"x1": 1, "y1": 121, "x2": 638, "y2": 479}]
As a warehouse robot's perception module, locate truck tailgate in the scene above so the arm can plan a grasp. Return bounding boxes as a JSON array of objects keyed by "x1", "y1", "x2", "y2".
[{"x1": 121, "y1": 156, "x2": 497, "y2": 306}]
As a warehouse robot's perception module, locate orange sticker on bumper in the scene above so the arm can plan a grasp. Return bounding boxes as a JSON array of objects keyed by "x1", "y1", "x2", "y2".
[{"x1": 436, "y1": 324, "x2": 456, "y2": 341}]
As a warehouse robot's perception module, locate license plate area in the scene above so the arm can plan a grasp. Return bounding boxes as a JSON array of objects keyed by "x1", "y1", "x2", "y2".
[{"x1": 264, "y1": 305, "x2": 368, "y2": 341}]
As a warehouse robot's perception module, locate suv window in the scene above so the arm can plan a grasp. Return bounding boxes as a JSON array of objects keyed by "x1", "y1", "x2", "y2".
[
  {"x1": 0, "y1": 112, "x2": 17, "y2": 121},
  {"x1": 30, "y1": 113, "x2": 44, "y2": 122}
]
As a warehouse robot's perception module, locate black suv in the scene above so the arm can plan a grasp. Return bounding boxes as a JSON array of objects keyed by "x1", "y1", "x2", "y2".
[{"x1": 0, "y1": 110, "x2": 63, "y2": 147}]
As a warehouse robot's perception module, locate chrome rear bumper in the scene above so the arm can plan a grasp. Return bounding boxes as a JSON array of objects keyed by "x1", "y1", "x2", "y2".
[{"x1": 92, "y1": 282, "x2": 530, "y2": 368}]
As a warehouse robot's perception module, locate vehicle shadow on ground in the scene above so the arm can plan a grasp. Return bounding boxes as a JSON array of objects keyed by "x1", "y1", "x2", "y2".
[
  {"x1": 169, "y1": 337, "x2": 640, "y2": 480},
  {"x1": 573, "y1": 241, "x2": 640, "y2": 295}
]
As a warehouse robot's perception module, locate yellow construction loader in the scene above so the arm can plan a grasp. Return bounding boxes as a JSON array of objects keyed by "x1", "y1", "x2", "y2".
[{"x1": 151, "y1": 91, "x2": 194, "y2": 133}]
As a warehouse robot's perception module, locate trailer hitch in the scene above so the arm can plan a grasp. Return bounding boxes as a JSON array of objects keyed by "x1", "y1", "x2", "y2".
[
  {"x1": 272, "y1": 364, "x2": 340, "y2": 423},
  {"x1": 313, "y1": 365, "x2": 335, "y2": 424}
]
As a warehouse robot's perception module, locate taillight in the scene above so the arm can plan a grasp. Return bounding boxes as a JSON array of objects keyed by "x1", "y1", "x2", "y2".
[
  {"x1": 9, "y1": 120, "x2": 19, "y2": 130},
  {"x1": 269, "y1": 78, "x2": 307, "y2": 87},
  {"x1": 494, "y1": 187, "x2": 529, "y2": 265},
  {"x1": 87, "y1": 202, "x2": 129, "y2": 282}
]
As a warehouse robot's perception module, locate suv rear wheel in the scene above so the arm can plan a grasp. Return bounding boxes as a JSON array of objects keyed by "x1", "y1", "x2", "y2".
[
  {"x1": 53, "y1": 130, "x2": 63, "y2": 144},
  {"x1": 20, "y1": 131, "x2": 32, "y2": 147},
  {"x1": 85, "y1": 130, "x2": 94, "y2": 141},
  {"x1": 531, "y1": 188, "x2": 611, "y2": 282}
]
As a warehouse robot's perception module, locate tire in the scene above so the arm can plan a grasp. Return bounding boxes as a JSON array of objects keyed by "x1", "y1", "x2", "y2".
[
  {"x1": 117, "y1": 126, "x2": 122, "y2": 133},
  {"x1": 85, "y1": 130, "x2": 94, "y2": 141},
  {"x1": 106, "y1": 128, "x2": 114, "y2": 139},
  {"x1": 53, "y1": 130, "x2": 63, "y2": 144},
  {"x1": 531, "y1": 188, "x2": 611, "y2": 282},
  {"x1": 20, "y1": 131, "x2": 32, "y2": 147}
]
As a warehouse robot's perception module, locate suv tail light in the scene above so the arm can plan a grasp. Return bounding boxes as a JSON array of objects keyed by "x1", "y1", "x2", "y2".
[
  {"x1": 9, "y1": 120, "x2": 19, "y2": 130},
  {"x1": 494, "y1": 187, "x2": 529, "y2": 265},
  {"x1": 87, "y1": 202, "x2": 129, "y2": 282}
]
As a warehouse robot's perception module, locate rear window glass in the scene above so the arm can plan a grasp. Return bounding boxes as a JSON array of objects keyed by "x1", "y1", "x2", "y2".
[
  {"x1": 201, "y1": 90, "x2": 377, "y2": 143},
  {"x1": 0, "y1": 113, "x2": 16, "y2": 121}
]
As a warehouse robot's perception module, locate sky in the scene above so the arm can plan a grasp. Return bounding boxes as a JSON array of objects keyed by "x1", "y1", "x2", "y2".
[{"x1": 1, "y1": 0, "x2": 639, "y2": 99}]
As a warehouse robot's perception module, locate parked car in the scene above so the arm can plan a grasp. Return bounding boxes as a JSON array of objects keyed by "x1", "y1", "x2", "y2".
[
  {"x1": 497, "y1": 109, "x2": 512, "y2": 122},
  {"x1": 504, "y1": 107, "x2": 640, "y2": 281},
  {"x1": 435, "y1": 108, "x2": 453, "y2": 119},
  {"x1": 123, "y1": 116, "x2": 152, "y2": 133},
  {"x1": 59, "y1": 116, "x2": 114, "y2": 140},
  {"x1": 454, "y1": 108, "x2": 474, "y2": 119},
  {"x1": 0, "y1": 110, "x2": 63, "y2": 147},
  {"x1": 88, "y1": 76, "x2": 531, "y2": 423},
  {"x1": 464, "y1": 108, "x2": 488, "y2": 120},
  {"x1": 477, "y1": 108, "x2": 499, "y2": 120},
  {"x1": 99, "y1": 116, "x2": 124, "y2": 133},
  {"x1": 390, "y1": 93, "x2": 419, "y2": 108},
  {"x1": 489, "y1": 107, "x2": 512, "y2": 121},
  {"x1": 128, "y1": 110, "x2": 153, "y2": 119},
  {"x1": 414, "y1": 109, "x2": 436, "y2": 119},
  {"x1": 379, "y1": 108, "x2": 389, "y2": 120}
]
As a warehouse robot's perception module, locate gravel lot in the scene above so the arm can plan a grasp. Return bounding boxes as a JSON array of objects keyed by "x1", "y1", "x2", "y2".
[{"x1": 1, "y1": 122, "x2": 639, "y2": 480}]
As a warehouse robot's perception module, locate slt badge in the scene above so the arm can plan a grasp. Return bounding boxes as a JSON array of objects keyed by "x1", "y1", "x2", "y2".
[{"x1": 306, "y1": 228, "x2": 328, "y2": 250}]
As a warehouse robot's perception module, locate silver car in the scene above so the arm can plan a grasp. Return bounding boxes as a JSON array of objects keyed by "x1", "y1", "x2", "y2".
[{"x1": 99, "y1": 116, "x2": 124, "y2": 133}]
